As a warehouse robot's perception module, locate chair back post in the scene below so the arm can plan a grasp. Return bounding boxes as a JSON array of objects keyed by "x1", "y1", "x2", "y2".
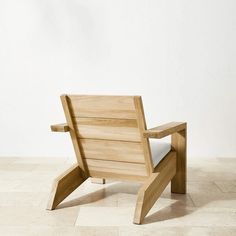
[
  {"x1": 133, "y1": 96, "x2": 154, "y2": 175},
  {"x1": 60, "y1": 95, "x2": 89, "y2": 177}
]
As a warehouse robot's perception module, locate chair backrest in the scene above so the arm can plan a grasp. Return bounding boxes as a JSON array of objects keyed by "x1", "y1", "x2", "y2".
[{"x1": 61, "y1": 95, "x2": 153, "y2": 181}]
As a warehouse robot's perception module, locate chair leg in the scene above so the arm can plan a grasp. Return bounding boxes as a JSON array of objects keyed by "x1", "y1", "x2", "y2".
[
  {"x1": 47, "y1": 164, "x2": 87, "y2": 210},
  {"x1": 91, "y1": 178, "x2": 106, "y2": 184},
  {"x1": 171, "y1": 128, "x2": 187, "y2": 194},
  {"x1": 133, "y1": 152, "x2": 176, "y2": 224}
]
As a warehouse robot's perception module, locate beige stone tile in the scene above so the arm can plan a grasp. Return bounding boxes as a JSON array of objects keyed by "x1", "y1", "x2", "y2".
[
  {"x1": 143, "y1": 207, "x2": 236, "y2": 226},
  {"x1": 78, "y1": 226, "x2": 119, "y2": 236},
  {"x1": 13, "y1": 157, "x2": 68, "y2": 165},
  {"x1": 56, "y1": 180, "x2": 119, "y2": 209},
  {"x1": 116, "y1": 191, "x2": 194, "y2": 209},
  {"x1": 0, "y1": 176, "x2": 53, "y2": 193},
  {"x1": 214, "y1": 181, "x2": 236, "y2": 193},
  {"x1": 105, "y1": 181, "x2": 141, "y2": 194},
  {"x1": 75, "y1": 204, "x2": 236, "y2": 227},
  {"x1": 0, "y1": 163, "x2": 38, "y2": 172},
  {"x1": 75, "y1": 206, "x2": 135, "y2": 226},
  {"x1": 0, "y1": 192, "x2": 47, "y2": 207},
  {"x1": 0, "y1": 179, "x2": 21, "y2": 192},
  {"x1": 117, "y1": 193, "x2": 137, "y2": 207},
  {"x1": 126, "y1": 227, "x2": 179, "y2": 236},
  {"x1": 0, "y1": 157, "x2": 18, "y2": 165},
  {"x1": 120, "y1": 226, "x2": 236, "y2": 236},
  {"x1": 12, "y1": 179, "x2": 52, "y2": 192},
  {"x1": 0, "y1": 226, "x2": 119, "y2": 236},
  {"x1": 188, "y1": 158, "x2": 236, "y2": 182},
  {"x1": 58, "y1": 188, "x2": 118, "y2": 209},
  {"x1": 208, "y1": 227, "x2": 236, "y2": 236},
  {"x1": 0, "y1": 206, "x2": 78, "y2": 226},
  {"x1": 0, "y1": 170, "x2": 31, "y2": 180},
  {"x1": 0, "y1": 226, "x2": 235, "y2": 236},
  {"x1": 188, "y1": 181, "x2": 236, "y2": 209}
]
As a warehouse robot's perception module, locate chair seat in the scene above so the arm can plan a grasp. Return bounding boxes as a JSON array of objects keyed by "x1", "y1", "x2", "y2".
[{"x1": 150, "y1": 140, "x2": 172, "y2": 167}]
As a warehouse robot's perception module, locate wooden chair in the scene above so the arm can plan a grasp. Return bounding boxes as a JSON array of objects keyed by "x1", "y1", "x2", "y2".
[{"x1": 47, "y1": 95, "x2": 187, "y2": 224}]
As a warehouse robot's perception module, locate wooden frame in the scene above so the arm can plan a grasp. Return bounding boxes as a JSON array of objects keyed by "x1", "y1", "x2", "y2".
[{"x1": 47, "y1": 95, "x2": 187, "y2": 224}]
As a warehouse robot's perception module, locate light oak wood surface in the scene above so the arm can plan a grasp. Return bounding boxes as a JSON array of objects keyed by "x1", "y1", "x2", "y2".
[
  {"x1": 47, "y1": 164, "x2": 87, "y2": 210},
  {"x1": 171, "y1": 128, "x2": 187, "y2": 193},
  {"x1": 143, "y1": 122, "x2": 186, "y2": 139},
  {"x1": 90, "y1": 178, "x2": 106, "y2": 184},
  {"x1": 50, "y1": 123, "x2": 70, "y2": 132},
  {"x1": 68, "y1": 95, "x2": 137, "y2": 119},
  {"x1": 48, "y1": 95, "x2": 187, "y2": 224},
  {"x1": 134, "y1": 151, "x2": 176, "y2": 224},
  {"x1": 80, "y1": 139, "x2": 145, "y2": 163}
]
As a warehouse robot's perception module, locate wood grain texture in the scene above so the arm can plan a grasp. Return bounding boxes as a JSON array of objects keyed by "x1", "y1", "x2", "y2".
[
  {"x1": 80, "y1": 139, "x2": 145, "y2": 163},
  {"x1": 68, "y1": 95, "x2": 137, "y2": 119},
  {"x1": 86, "y1": 159, "x2": 148, "y2": 178},
  {"x1": 134, "y1": 96, "x2": 154, "y2": 174},
  {"x1": 91, "y1": 178, "x2": 106, "y2": 184},
  {"x1": 49, "y1": 94, "x2": 187, "y2": 224},
  {"x1": 171, "y1": 127, "x2": 187, "y2": 194},
  {"x1": 133, "y1": 151, "x2": 176, "y2": 224},
  {"x1": 143, "y1": 122, "x2": 187, "y2": 139},
  {"x1": 74, "y1": 117, "x2": 141, "y2": 142},
  {"x1": 47, "y1": 164, "x2": 87, "y2": 210},
  {"x1": 60, "y1": 95, "x2": 89, "y2": 176},
  {"x1": 89, "y1": 170, "x2": 147, "y2": 182},
  {"x1": 51, "y1": 123, "x2": 69, "y2": 132}
]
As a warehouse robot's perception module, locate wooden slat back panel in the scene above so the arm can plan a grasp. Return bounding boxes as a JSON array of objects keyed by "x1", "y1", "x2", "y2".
[
  {"x1": 63, "y1": 95, "x2": 153, "y2": 179},
  {"x1": 68, "y1": 95, "x2": 137, "y2": 119},
  {"x1": 73, "y1": 117, "x2": 141, "y2": 142},
  {"x1": 86, "y1": 159, "x2": 147, "y2": 179},
  {"x1": 80, "y1": 139, "x2": 145, "y2": 163}
]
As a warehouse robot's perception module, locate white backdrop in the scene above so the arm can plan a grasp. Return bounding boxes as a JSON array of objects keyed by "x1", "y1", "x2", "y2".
[{"x1": 0, "y1": 0, "x2": 236, "y2": 158}]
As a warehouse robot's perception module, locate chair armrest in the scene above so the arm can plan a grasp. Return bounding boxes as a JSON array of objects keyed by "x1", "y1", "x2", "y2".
[
  {"x1": 51, "y1": 123, "x2": 70, "y2": 132},
  {"x1": 143, "y1": 122, "x2": 186, "y2": 139}
]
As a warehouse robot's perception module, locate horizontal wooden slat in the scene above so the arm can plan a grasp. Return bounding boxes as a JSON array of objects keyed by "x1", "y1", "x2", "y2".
[
  {"x1": 68, "y1": 95, "x2": 137, "y2": 119},
  {"x1": 86, "y1": 159, "x2": 147, "y2": 177},
  {"x1": 74, "y1": 117, "x2": 141, "y2": 141},
  {"x1": 89, "y1": 170, "x2": 148, "y2": 182},
  {"x1": 80, "y1": 139, "x2": 145, "y2": 163},
  {"x1": 75, "y1": 117, "x2": 138, "y2": 127}
]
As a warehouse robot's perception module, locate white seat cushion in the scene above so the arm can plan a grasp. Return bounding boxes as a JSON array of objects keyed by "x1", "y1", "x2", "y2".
[{"x1": 150, "y1": 140, "x2": 171, "y2": 167}]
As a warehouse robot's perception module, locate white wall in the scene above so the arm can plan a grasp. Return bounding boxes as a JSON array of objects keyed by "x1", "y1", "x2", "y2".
[{"x1": 0, "y1": 0, "x2": 236, "y2": 158}]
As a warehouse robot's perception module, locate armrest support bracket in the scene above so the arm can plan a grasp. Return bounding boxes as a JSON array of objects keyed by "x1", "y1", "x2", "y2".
[{"x1": 51, "y1": 123, "x2": 70, "y2": 132}]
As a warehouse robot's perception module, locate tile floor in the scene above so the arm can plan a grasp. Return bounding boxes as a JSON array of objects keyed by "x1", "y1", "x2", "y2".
[{"x1": 0, "y1": 156, "x2": 236, "y2": 235}]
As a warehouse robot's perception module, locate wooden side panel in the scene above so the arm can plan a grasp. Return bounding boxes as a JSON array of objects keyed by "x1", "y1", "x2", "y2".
[
  {"x1": 74, "y1": 117, "x2": 141, "y2": 142},
  {"x1": 68, "y1": 95, "x2": 137, "y2": 119},
  {"x1": 86, "y1": 159, "x2": 147, "y2": 178},
  {"x1": 80, "y1": 139, "x2": 145, "y2": 164}
]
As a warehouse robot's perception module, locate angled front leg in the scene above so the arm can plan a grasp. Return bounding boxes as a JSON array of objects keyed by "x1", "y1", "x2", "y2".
[
  {"x1": 47, "y1": 164, "x2": 87, "y2": 210},
  {"x1": 133, "y1": 152, "x2": 176, "y2": 224},
  {"x1": 171, "y1": 127, "x2": 187, "y2": 194}
]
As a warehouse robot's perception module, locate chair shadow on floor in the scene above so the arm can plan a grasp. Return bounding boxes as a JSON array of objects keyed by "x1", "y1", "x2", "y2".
[
  {"x1": 53, "y1": 164, "x2": 236, "y2": 224},
  {"x1": 144, "y1": 163, "x2": 236, "y2": 224},
  {"x1": 54, "y1": 180, "x2": 193, "y2": 224}
]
